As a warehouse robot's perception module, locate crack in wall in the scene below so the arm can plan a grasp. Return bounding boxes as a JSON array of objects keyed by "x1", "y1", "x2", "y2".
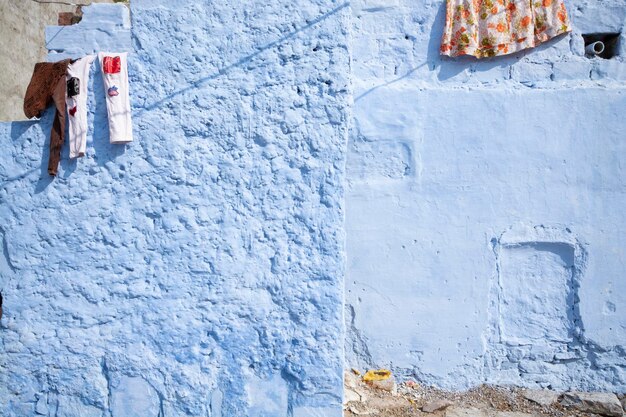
[
  {"x1": 0, "y1": 226, "x2": 17, "y2": 273},
  {"x1": 147, "y1": 380, "x2": 165, "y2": 417},
  {"x1": 100, "y1": 357, "x2": 112, "y2": 417},
  {"x1": 345, "y1": 303, "x2": 373, "y2": 369}
]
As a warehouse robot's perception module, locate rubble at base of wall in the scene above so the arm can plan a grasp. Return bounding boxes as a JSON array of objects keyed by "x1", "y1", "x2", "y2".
[{"x1": 344, "y1": 372, "x2": 626, "y2": 417}]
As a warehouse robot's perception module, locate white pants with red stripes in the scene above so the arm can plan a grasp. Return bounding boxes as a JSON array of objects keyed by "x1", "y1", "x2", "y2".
[{"x1": 99, "y1": 52, "x2": 133, "y2": 144}]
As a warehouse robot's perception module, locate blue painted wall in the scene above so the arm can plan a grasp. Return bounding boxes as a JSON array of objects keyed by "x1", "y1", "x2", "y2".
[
  {"x1": 1, "y1": 0, "x2": 625, "y2": 414},
  {"x1": 0, "y1": 2, "x2": 349, "y2": 416},
  {"x1": 347, "y1": 0, "x2": 626, "y2": 391}
]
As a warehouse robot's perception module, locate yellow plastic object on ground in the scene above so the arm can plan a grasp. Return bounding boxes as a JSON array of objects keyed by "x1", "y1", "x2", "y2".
[{"x1": 362, "y1": 369, "x2": 391, "y2": 382}]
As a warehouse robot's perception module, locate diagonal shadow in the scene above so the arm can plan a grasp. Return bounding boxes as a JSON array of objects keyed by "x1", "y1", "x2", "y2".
[
  {"x1": 354, "y1": 0, "x2": 568, "y2": 103},
  {"x1": 354, "y1": 1, "x2": 448, "y2": 103},
  {"x1": 136, "y1": 2, "x2": 350, "y2": 115},
  {"x1": 354, "y1": 62, "x2": 428, "y2": 103}
]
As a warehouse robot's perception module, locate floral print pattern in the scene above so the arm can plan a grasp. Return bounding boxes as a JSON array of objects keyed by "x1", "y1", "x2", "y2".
[{"x1": 440, "y1": 0, "x2": 571, "y2": 58}]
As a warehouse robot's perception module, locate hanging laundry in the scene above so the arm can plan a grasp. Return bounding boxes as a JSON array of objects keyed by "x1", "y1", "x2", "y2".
[
  {"x1": 98, "y1": 52, "x2": 133, "y2": 143},
  {"x1": 66, "y1": 55, "x2": 96, "y2": 159},
  {"x1": 440, "y1": 0, "x2": 571, "y2": 58},
  {"x1": 24, "y1": 59, "x2": 71, "y2": 176}
]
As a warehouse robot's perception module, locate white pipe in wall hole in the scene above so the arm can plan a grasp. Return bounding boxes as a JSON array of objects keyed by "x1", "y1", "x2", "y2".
[{"x1": 585, "y1": 41, "x2": 605, "y2": 56}]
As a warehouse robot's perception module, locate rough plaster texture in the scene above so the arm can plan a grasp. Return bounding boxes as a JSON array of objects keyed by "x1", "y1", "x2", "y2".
[
  {"x1": 346, "y1": 0, "x2": 626, "y2": 391},
  {"x1": 1, "y1": 0, "x2": 625, "y2": 413},
  {"x1": 0, "y1": 0, "x2": 114, "y2": 122},
  {"x1": 0, "y1": 2, "x2": 349, "y2": 416}
]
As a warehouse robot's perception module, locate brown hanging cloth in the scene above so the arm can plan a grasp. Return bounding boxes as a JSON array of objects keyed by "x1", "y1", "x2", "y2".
[{"x1": 24, "y1": 59, "x2": 72, "y2": 176}]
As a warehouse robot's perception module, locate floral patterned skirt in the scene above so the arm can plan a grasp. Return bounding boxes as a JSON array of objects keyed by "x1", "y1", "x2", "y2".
[{"x1": 440, "y1": 0, "x2": 571, "y2": 58}]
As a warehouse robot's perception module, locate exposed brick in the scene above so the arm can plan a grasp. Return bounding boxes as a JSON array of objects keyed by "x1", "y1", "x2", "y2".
[
  {"x1": 57, "y1": 7, "x2": 82, "y2": 26},
  {"x1": 57, "y1": 12, "x2": 74, "y2": 26}
]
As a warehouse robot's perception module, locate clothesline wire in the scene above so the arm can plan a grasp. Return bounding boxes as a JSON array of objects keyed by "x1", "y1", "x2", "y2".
[
  {"x1": 31, "y1": 0, "x2": 97, "y2": 6},
  {"x1": 45, "y1": 25, "x2": 67, "y2": 48}
]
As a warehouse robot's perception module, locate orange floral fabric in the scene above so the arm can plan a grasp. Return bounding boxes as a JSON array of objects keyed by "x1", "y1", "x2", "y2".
[{"x1": 440, "y1": 0, "x2": 571, "y2": 58}]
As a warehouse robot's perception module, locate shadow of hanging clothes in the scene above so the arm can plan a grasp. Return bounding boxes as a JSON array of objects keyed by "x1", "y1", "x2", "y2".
[
  {"x1": 31, "y1": 108, "x2": 56, "y2": 193},
  {"x1": 9, "y1": 120, "x2": 38, "y2": 141},
  {"x1": 428, "y1": 0, "x2": 569, "y2": 81},
  {"x1": 0, "y1": 121, "x2": 40, "y2": 191},
  {"x1": 427, "y1": 1, "x2": 475, "y2": 81},
  {"x1": 30, "y1": 107, "x2": 78, "y2": 193}
]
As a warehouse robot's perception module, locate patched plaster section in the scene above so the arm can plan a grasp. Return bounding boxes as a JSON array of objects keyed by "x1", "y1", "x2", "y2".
[
  {"x1": 110, "y1": 376, "x2": 161, "y2": 417},
  {"x1": 487, "y1": 226, "x2": 585, "y2": 388}
]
